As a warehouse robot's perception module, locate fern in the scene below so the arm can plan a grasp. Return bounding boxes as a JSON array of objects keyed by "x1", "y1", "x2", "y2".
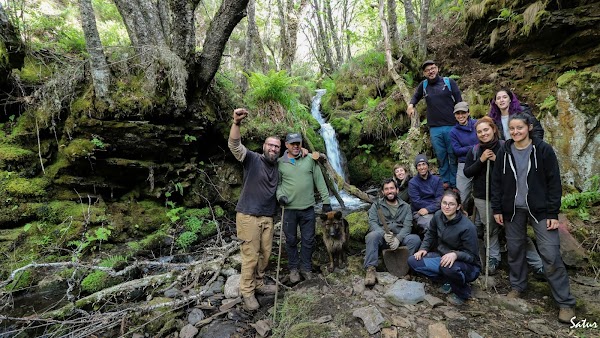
[{"x1": 561, "y1": 175, "x2": 600, "y2": 221}]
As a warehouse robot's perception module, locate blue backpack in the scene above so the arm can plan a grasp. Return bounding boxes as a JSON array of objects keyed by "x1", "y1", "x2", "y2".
[{"x1": 423, "y1": 77, "x2": 455, "y2": 103}]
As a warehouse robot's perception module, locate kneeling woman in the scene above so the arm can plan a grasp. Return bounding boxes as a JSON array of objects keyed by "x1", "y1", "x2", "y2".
[{"x1": 408, "y1": 190, "x2": 481, "y2": 305}]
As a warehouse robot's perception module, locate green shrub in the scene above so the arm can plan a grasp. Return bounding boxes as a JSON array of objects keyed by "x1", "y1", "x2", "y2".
[
  {"x1": 176, "y1": 231, "x2": 198, "y2": 251},
  {"x1": 561, "y1": 175, "x2": 600, "y2": 221}
]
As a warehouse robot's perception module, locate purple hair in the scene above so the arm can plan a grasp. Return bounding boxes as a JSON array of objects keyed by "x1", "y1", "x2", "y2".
[{"x1": 488, "y1": 88, "x2": 522, "y2": 124}]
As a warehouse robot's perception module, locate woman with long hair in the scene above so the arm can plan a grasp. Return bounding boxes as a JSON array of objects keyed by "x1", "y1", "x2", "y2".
[
  {"x1": 488, "y1": 88, "x2": 544, "y2": 140},
  {"x1": 392, "y1": 163, "x2": 412, "y2": 203},
  {"x1": 491, "y1": 113, "x2": 575, "y2": 323}
]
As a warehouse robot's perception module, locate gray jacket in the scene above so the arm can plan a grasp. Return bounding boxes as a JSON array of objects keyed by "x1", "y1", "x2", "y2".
[{"x1": 367, "y1": 198, "x2": 413, "y2": 243}]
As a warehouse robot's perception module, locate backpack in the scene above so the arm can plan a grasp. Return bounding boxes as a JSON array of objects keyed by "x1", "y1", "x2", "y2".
[
  {"x1": 472, "y1": 140, "x2": 505, "y2": 161},
  {"x1": 423, "y1": 77, "x2": 455, "y2": 103}
]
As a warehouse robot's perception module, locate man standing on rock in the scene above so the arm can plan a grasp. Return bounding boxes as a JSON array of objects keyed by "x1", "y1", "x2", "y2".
[
  {"x1": 407, "y1": 60, "x2": 462, "y2": 190},
  {"x1": 364, "y1": 178, "x2": 421, "y2": 286},
  {"x1": 277, "y1": 132, "x2": 331, "y2": 283},
  {"x1": 228, "y1": 108, "x2": 279, "y2": 311}
]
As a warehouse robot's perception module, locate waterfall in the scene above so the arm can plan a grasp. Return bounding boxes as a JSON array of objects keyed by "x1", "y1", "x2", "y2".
[{"x1": 311, "y1": 89, "x2": 367, "y2": 210}]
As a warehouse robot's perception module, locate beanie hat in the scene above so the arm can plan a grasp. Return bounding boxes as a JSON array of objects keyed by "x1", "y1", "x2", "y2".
[{"x1": 414, "y1": 154, "x2": 429, "y2": 168}]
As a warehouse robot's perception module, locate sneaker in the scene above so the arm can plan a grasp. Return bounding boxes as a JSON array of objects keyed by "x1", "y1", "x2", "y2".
[
  {"x1": 438, "y1": 282, "x2": 452, "y2": 294},
  {"x1": 506, "y1": 289, "x2": 521, "y2": 299},
  {"x1": 442, "y1": 183, "x2": 450, "y2": 190},
  {"x1": 300, "y1": 270, "x2": 314, "y2": 280},
  {"x1": 558, "y1": 307, "x2": 575, "y2": 323},
  {"x1": 289, "y1": 269, "x2": 301, "y2": 284},
  {"x1": 487, "y1": 258, "x2": 500, "y2": 275},
  {"x1": 243, "y1": 294, "x2": 259, "y2": 311},
  {"x1": 255, "y1": 284, "x2": 278, "y2": 295},
  {"x1": 364, "y1": 266, "x2": 377, "y2": 286},
  {"x1": 447, "y1": 293, "x2": 466, "y2": 306}
]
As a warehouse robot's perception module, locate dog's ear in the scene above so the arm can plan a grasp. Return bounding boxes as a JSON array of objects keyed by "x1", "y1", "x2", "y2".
[
  {"x1": 334, "y1": 211, "x2": 343, "y2": 219},
  {"x1": 319, "y1": 213, "x2": 328, "y2": 221}
]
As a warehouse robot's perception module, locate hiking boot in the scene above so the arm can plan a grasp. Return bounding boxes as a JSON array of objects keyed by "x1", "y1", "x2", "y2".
[
  {"x1": 364, "y1": 266, "x2": 377, "y2": 286},
  {"x1": 447, "y1": 293, "x2": 466, "y2": 306},
  {"x1": 558, "y1": 307, "x2": 575, "y2": 323},
  {"x1": 506, "y1": 290, "x2": 521, "y2": 299},
  {"x1": 243, "y1": 294, "x2": 259, "y2": 311},
  {"x1": 442, "y1": 183, "x2": 450, "y2": 190},
  {"x1": 289, "y1": 269, "x2": 301, "y2": 284},
  {"x1": 533, "y1": 267, "x2": 546, "y2": 280},
  {"x1": 487, "y1": 258, "x2": 500, "y2": 275},
  {"x1": 438, "y1": 282, "x2": 452, "y2": 294},
  {"x1": 300, "y1": 270, "x2": 314, "y2": 280},
  {"x1": 256, "y1": 284, "x2": 278, "y2": 295}
]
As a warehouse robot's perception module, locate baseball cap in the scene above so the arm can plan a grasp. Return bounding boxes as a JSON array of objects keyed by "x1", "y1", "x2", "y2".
[
  {"x1": 453, "y1": 101, "x2": 469, "y2": 113},
  {"x1": 285, "y1": 133, "x2": 302, "y2": 143},
  {"x1": 421, "y1": 60, "x2": 436, "y2": 70}
]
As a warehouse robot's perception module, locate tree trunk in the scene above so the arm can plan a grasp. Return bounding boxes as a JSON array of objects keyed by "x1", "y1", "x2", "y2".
[
  {"x1": 387, "y1": 0, "x2": 401, "y2": 59},
  {"x1": 279, "y1": 0, "x2": 309, "y2": 72},
  {"x1": 419, "y1": 0, "x2": 430, "y2": 57},
  {"x1": 79, "y1": 0, "x2": 112, "y2": 106},
  {"x1": 312, "y1": 0, "x2": 335, "y2": 74},
  {"x1": 403, "y1": 0, "x2": 417, "y2": 37},
  {"x1": 246, "y1": 0, "x2": 268, "y2": 73},
  {"x1": 378, "y1": 0, "x2": 411, "y2": 110},
  {"x1": 277, "y1": 0, "x2": 290, "y2": 71},
  {"x1": 195, "y1": 0, "x2": 250, "y2": 91},
  {"x1": 324, "y1": 0, "x2": 343, "y2": 66}
]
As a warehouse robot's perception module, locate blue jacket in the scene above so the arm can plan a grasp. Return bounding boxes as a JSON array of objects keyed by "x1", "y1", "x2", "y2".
[
  {"x1": 408, "y1": 173, "x2": 444, "y2": 213},
  {"x1": 449, "y1": 118, "x2": 479, "y2": 163}
]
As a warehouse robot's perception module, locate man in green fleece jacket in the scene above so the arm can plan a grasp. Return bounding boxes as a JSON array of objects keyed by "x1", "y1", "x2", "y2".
[{"x1": 277, "y1": 132, "x2": 331, "y2": 283}]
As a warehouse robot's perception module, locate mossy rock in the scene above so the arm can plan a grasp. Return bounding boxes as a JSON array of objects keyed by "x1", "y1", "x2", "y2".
[
  {"x1": 348, "y1": 156, "x2": 372, "y2": 186},
  {"x1": 37, "y1": 201, "x2": 107, "y2": 225},
  {"x1": 80, "y1": 270, "x2": 122, "y2": 294},
  {"x1": 13, "y1": 56, "x2": 54, "y2": 84},
  {"x1": 285, "y1": 322, "x2": 332, "y2": 338},
  {"x1": 0, "y1": 143, "x2": 35, "y2": 168},
  {"x1": 556, "y1": 70, "x2": 600, "y2": 117},
  {"x1": 4, "y1": 177, "x2": 48, "y2": 197},
  {"x1": 346, "y1": 210, "x2": 369, "y2": 241},
  {"x1": 5, "y1": 270, "x2": 33, "y2": 292},
  {"x1": 61, "y1": 139, "x2": 96, "y2": 162}
]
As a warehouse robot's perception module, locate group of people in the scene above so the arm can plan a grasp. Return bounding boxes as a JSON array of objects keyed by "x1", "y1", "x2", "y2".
[
  {"x1": 366, "y1": 60, "x2": 575, "y2": 323},
  {"x1": 227, "y1": 59, "x2": 575, "y2": 323}
]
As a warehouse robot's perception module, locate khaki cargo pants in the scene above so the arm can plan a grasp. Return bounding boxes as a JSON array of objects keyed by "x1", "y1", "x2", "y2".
[{"x1": 236, "y1": 212, "x2": 274, "y2": 297}]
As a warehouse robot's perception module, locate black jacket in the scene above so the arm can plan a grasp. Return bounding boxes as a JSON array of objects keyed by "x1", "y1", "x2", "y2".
[
  {"x1": 393, "y1": 175, "x2": 412, "y2": 204},
  {"x1": 491, "y1": 138, "x2": 562, "y2": 223},
  {"x1": 420, "y1": 210, "x2": 481, "y2": 268},
  {"x1": 463, "y1": 141, "x2": 503, "y2": 200}
]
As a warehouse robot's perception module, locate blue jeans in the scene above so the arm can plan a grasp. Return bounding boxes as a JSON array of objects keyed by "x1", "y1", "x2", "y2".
[
  {"x1": 363, "y1": 231, "x2": 421, "y2": 268},
  {"x1": 408, "y1": 252, "x2": 480, "y2": 300},
  {"x1": 283, "y1": 207, "x2": 316, "y2": 272},
  {"x1": 430, "y1": 126, "x2": 457, "y2": 187}
]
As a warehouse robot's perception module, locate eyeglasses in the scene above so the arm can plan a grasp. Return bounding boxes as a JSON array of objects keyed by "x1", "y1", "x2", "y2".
[
  {"x1": 265, "y1": 143, "x2": 280, "y2": 149},
  {"x1": 441, "y1": 201, "x2": 457, "y2": 207}
]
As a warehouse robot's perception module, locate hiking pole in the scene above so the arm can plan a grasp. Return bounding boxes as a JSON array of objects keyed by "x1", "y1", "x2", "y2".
[
  {"x1": 485, "y1": 160, "x2": 491, "y2": 289},
  {"x1": 273, "y1": 206, "x2": 284, "y2": 325}
]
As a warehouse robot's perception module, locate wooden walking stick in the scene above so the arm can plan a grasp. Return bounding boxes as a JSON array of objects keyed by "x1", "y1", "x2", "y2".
[
  {"x1": 485, "y1": 160, "x2": 491, "y2": 289},
  {"x1": 273, "y1": 206, "x2": 284, "y2": 324}
]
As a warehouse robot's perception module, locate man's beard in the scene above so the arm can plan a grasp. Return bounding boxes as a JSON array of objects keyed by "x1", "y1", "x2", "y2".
[
  {"x1": 264, "y1": 152, "x2": 278, "y2": 164},
  {"x1": 384, "y1": 194, "x2": 397, "y2": 202}
]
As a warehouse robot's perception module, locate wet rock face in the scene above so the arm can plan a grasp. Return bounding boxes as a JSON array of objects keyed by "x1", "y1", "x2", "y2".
[
  {"x1": 542, "y1": 71, "x2": 600, "y2": 190},
  {"x1": 464, "y1": 1, "x2": 600, "y2": 69}
]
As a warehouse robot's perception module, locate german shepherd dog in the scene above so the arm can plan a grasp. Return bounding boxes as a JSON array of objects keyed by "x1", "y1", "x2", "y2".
[{"x1": 319, "y1": 211, "x2": 350, "y2": 272}]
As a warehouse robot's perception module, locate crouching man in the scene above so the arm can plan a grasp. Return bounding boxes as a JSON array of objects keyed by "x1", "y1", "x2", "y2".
[{"x1": 364, "y1": 178, "x2": 421, "y2": 286}]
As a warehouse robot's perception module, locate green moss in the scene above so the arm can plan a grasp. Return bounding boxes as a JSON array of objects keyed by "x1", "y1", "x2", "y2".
[
  {"x1": 81, "y1": 270, "x2": 120, "y2": 293},
  {"x1": 348, "y1": 156, "x2": 372, "y2": 186},
  {"x1": 14, "y1": 56, "x2": 54, "y2": 84},
  {"x1": 5, "y1": 270, "x2": 32, "y2": 291},
  {"x1": 70, "y1": 87, "x2": 94, "y2": 115},
  {"x1": 112, "y1": 74, "x2": 158, "y2": 112},
  {"x1": 556, "y1": 70, "x2": 578, "y2": 88},
  {"x1": 285, "y1": 323, "x2": 331, "y2": 338},
  {"x1": 346, "y1": 211, "x2": 369, "y2": 241},
  {"x1": 139, "y1": 229, "x2": 169, "y2": 251},
  {"x1": 61, "y1": 139, "x2": 95, "y2": 162},
  {"x1": 4, "y1": 177, "x2": 48, "y2": 197},
  {"x1": 0, "y1": 143, "x2": 35, "y2": 163}
]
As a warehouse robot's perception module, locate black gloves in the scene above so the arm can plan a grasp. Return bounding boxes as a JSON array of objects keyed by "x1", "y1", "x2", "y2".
[
  {"x1": 278, "y1": 196, "x2": 288, "y2": 205},
  {"x1": 322, "y1": 204, "x2": 332, "y2": 213}
]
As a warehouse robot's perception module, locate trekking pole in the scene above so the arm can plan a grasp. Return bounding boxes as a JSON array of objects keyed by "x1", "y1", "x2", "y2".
[
  {"x1": 485, "y1": 160, "x2": 491, "y2": 289},
  {"x1": 273, "y1": 206, "x2": 284, "y2": 325}
]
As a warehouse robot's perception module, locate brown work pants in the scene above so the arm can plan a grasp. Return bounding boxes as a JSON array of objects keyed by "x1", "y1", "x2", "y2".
[{"x1": 236, "y1": 213, "x2": 274, "y2": 297}]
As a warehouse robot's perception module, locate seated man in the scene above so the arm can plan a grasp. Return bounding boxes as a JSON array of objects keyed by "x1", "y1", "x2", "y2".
[
  {"x1": 408, "y1": 154, "x2": 444, "y2": 232},
  {"x1": 364, "y1": 178, "x2": 421, "y2": 286}
]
